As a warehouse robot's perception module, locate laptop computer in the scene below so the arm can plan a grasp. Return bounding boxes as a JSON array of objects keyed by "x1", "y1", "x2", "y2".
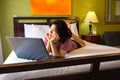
[{"x1": 6, "y1": 36, "x2": 51, "y2": 61}]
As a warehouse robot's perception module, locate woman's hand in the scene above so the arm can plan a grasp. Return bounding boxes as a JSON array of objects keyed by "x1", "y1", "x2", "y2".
[
  {"x1": 45, "y1": 32, "x2": 51, "y2": 41},
  {"x1": 50, "y1": 34, "x2": 60, "y2": 44}
]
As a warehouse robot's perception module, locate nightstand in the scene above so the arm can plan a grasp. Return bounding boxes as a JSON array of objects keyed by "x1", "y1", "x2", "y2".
[{"x1": 81, "y1": 35, "x2": 101, "y2": 44}]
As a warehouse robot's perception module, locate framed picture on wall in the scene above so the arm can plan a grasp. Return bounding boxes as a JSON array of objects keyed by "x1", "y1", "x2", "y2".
[{"x1": 30, "y1": 0, "x2": 71, "y2": 15}]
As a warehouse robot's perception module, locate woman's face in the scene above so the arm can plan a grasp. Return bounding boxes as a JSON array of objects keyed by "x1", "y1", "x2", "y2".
[{"x1": 47, "y1": 24, "x2": 58, "y2": 39}]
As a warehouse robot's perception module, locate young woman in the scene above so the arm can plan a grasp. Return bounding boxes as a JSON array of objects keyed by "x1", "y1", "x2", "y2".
[{"x1": 44, "y1": 20, "x2": 85, "y2": 57}]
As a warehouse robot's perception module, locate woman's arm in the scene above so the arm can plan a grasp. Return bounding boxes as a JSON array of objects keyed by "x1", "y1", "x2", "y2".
[
  {"x1": 49, "y1": 35, "x2": 67, "y2": 57},
  {"x1": 72, "y1": 34, "x2": 85, "y2": 47},
  {"x1": 49, "y1": 40, "x2": 60, "y2": 56},
  {"x1": 46, "y1": 40, "x2": 51, "y2": 53},
  {"x1": 50, "y1": 42, "x2": 67, "y2": 57}
]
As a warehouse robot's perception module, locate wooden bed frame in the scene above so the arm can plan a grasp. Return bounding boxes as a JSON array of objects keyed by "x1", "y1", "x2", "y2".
[
  {"x1": 13, "y1": 16, "x2": 79, "y2": 37},
  {"x1": 0, "y1": 16, "x2": 120, "y2": 80}
]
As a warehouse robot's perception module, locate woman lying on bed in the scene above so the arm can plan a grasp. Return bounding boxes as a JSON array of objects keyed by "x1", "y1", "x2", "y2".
[{"x1": 44, "y1": 20, "x2": 85, "y2": 57}]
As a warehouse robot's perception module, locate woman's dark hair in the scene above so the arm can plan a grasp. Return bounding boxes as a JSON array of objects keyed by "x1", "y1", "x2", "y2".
[{"x1": 49, "y1": 19, "x2": 72, "y2": 43}]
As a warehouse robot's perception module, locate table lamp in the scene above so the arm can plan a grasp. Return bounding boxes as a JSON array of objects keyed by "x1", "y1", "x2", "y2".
[{"x1": 84, "y1": 11, "x2": 99, "y2": 35}]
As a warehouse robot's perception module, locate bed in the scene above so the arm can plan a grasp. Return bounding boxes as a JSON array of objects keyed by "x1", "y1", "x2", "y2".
[{"x1": 0, "y1": 16, "x2": 120, "y2": 80}]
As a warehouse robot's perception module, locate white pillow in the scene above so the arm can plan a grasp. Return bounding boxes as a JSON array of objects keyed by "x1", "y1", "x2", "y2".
[
  {"x1": 24, "y1": 24, "x2": 49, "y2": 39},
  {"x1": 70, "y1": 23, "x2": 79, "y2": 37},
  {"x1": 24, "y1": 23, "x2": 79, "y2": 39}
]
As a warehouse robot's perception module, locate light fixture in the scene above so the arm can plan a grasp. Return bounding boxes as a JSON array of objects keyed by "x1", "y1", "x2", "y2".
[{"x1": 84, "y1": 11, "x2": 99, "y2": 35}]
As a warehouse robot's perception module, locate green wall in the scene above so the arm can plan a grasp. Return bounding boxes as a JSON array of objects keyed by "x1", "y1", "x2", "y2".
[{"x1": 0, "y1": 0, "x2": 120, "y2": 60}]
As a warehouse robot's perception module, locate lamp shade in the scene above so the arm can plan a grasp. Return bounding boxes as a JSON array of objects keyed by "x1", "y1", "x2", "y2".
[{"x1": 84, "y1": 11, "x2": 99, "y2": 23}]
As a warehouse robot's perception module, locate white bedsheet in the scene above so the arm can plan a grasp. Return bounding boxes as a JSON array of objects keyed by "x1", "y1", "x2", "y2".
[{"x1": 1, "y1": 41, "x2": 120, "y2": 80}]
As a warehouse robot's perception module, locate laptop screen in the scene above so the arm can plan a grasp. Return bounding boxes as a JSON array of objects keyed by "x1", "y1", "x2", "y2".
[{"x1": 6, "y1": 37, "x2": 50, "y2": 60}]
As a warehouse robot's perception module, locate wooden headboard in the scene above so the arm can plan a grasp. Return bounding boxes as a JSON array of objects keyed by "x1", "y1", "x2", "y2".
[{"x1": 13, "y1": 16, "x2": 79, "y2": 37}]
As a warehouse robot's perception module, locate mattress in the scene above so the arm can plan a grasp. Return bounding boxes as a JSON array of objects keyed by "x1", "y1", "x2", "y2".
[{"x1": 0, "y1": 41, "x2": 120, "y2": 80}]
